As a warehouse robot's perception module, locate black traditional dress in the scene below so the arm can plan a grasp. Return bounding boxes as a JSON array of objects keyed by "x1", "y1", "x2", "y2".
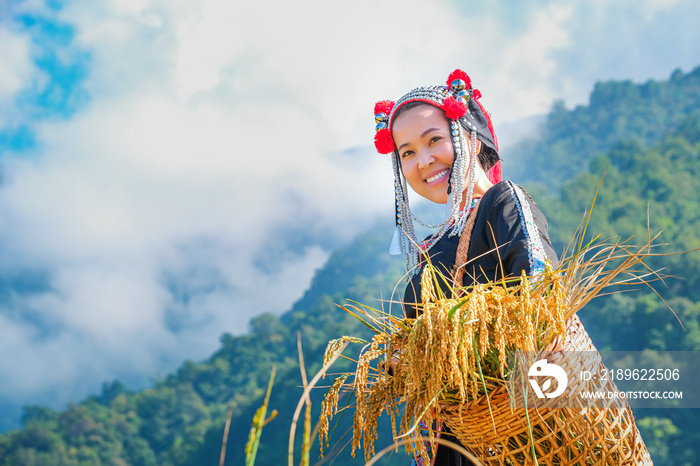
[{"x1": 403, "y1": 180, "x2": 558, "y2": 466}]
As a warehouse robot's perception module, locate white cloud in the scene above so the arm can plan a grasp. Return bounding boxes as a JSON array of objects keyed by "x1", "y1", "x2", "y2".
[
  {"x1": 0, "y1": 27, "x2": 34, "y2": 101},
  {"x1": 0, "y1": 26, "x2": 36, "y2": 130},
  {"x1": 478, "y1": 4, "x2": 574, "y2": 122}
]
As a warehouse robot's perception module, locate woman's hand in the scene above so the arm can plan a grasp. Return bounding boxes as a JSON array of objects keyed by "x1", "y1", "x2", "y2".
[
  {"x1": 544, "y1": 338, "x2": 565, "y2": 353},
  {"x1": 382, "y1": 350, "x2": 405, "y2": 376},
  {"x1": 543, "y1": 337, "x2": 566, "y2": 365}
]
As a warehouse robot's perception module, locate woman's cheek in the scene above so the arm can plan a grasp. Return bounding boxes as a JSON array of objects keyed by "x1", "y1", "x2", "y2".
[{"x1": 399, "y1": 159, "x2": 415, "y2": 177}]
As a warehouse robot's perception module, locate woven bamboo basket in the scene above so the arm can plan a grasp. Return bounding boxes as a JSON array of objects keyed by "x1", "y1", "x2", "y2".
[{"x1": 440, "y1": 316, "x2": 653, "y2": 465}]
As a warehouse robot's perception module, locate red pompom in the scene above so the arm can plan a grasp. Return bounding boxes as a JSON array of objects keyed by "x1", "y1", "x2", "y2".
[
  {"x1": 374, "y1": 128, "x2": 395, "y2": 154},
  {"x1": 374, "y1": 100, "x2": 395, "y2": 116},
  {"x1": 472, "y1": 88, "x2": 482, "y2": 100},
  {"x1": 442, "y1": 96, "x2": 468, "y2": 120},
  {"x1": 446, "y1": 69, "x2": 471, "y2": 89}
]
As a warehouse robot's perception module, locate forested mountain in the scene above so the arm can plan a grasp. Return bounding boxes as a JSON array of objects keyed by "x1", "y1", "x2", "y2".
[
  {"x1": 508, "y1": 66, "x2": 700, "y2": 187},
  {"x1": 1, "y1": 67, "x2": 700, "y2": 466}
]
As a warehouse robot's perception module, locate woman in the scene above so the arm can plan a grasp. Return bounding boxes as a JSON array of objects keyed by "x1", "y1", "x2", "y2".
[{"x1": 373, "y1": 70, "x2": 558, "y2": 465}]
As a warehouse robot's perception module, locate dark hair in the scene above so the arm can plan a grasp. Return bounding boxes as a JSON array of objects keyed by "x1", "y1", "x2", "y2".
[{"x1": 392, "y1": 101, "x2": 498, "y2": 172}]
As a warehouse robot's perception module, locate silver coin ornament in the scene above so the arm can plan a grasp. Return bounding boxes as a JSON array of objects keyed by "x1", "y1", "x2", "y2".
[
  {"x1": 455, "y1": 89, "x2": 470, "y2": 105},
  {"x1": 450, "y1": 78, "x2": 466, "y2": 92}
]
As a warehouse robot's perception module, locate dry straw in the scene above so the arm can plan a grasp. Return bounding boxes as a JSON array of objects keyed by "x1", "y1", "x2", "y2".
[{"x1": 318, "y1": 187, "x2": 686, "y2": 464}]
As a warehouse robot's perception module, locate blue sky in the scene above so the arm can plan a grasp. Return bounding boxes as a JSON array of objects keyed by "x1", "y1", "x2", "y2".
[
  {"x1": 1, "y1": 0, "x2": 700, "y2": 428},
  {"x1": 1, "y1": 2, "x2": 87, "y2": 152}
]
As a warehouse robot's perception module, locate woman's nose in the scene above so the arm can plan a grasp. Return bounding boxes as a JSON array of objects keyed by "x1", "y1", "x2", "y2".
[{"x1": 417, "y1": 151, "x2": 435, "y2": 169}]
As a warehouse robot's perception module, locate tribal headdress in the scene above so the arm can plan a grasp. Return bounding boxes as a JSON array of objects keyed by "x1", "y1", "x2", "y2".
[{"x1": 373, "y1": 69, "x2": 502, "y2": 273}]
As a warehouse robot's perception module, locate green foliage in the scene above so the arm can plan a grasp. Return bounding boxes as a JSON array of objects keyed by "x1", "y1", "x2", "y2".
[
  {"x1": 2, "y1": 67, "x2": 700, "y2": 465},
  {"x1": 637, "y1": 417, "x2": 679, "y2": 464},
  {"x1": 508, "y1": 65, "x2": 700, "y2": 188}
]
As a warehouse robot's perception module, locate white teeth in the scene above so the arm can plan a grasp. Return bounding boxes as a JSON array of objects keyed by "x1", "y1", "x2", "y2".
[{"x1": 426, "y1": 169, "x2": 449, "y2": 183}]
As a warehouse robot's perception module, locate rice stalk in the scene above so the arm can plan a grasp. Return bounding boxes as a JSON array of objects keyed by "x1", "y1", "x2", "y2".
[
  {"x1": 289, "y1": 341, "x2": 350, "y2": 466},
  {"x1": 297, "y1": 333, "x2": 312, "y2": 466},
  {"x1": 245, "y1": 366, "x2": 277, "y2": 466}
]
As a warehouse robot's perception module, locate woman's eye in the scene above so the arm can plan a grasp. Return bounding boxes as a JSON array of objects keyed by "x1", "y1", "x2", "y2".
[
  {"x1": 401, "y1": 150, "x2": 414, "y2": 159},
  {"x1": 430, "y1": 136, "x2": 441, "y2": 144}
]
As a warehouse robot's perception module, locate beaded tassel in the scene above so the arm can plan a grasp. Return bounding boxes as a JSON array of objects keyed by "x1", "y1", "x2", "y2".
[
  {"x1": 390, "y1": 152, "x2": 421, "y2": 273},
  {"x1": 452, "y1": 130, "x2": 478, "y2": 235}
]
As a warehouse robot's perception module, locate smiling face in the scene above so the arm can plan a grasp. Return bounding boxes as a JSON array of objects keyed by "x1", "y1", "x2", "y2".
[{"x1": 392, "y1": 103, "x2": 457, "y2": 204}]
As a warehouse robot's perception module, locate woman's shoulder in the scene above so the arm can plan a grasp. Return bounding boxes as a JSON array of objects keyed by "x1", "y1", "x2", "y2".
[
  {"x1": 477, "y1": 180, "x2": 550, "y2": 233},
  {"x1": 477, "y1": 181, "x2": 556, "y2": 273},
  {"x1": 479, "y1": 180, "x2": 529, "y2": 211}
]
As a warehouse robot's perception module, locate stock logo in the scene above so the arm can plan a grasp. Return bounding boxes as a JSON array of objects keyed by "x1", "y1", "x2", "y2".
[{"x1": 528, "y1": 359, "x2": 568, "y2": 399}]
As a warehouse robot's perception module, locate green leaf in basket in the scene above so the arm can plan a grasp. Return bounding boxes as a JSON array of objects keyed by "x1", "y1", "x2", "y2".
[{"x1": 447, "y1": 298, "x2": 468, "y2": 321}]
